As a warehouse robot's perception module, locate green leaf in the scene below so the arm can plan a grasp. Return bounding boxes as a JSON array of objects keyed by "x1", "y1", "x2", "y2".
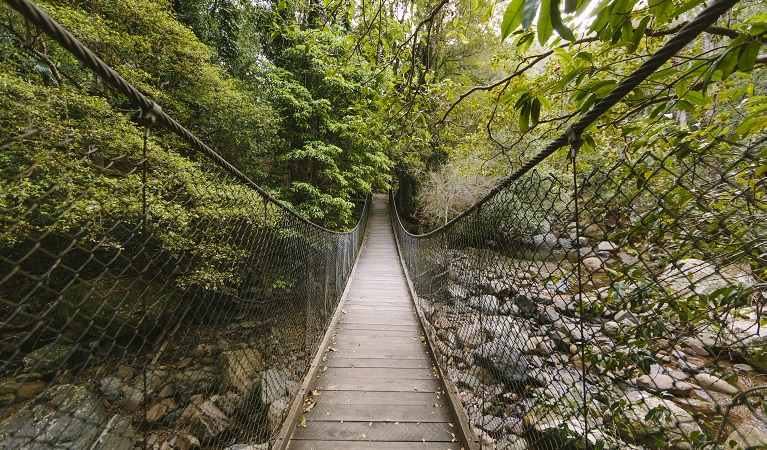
[
  {"x1": 626, "y1": 16, "x2": 650, "y2": 54},
  {"x1": 522, "y1": 0, "x2": 541, "y2": 29},
  {"x1": 565, "y1": 0, "x2": 579, "y2": 13},
  {"x1": 649, "y1": 0, "x2": 672, "y2": 24},
  {"x1": 672, "y1": 0, "x2": 705, "y2": 19},
  {"x1": 502, "y1": 0, "x2": 527, "y2": 40},
  {"x1": 738, "y1": 42, "x2": 760, "y2": 71},
  {"x1": 550, "y1": 0, "x2": 575, "y2": 41},
  {"x1": 519, "y1": 101, "x2": 531, "y2": 132},
  {"x1": 537, "y1": 0, "x2": 554, "y2": 45},
  {"x1": 531, "y1": 97, "x2": 541, "y2": 126}
]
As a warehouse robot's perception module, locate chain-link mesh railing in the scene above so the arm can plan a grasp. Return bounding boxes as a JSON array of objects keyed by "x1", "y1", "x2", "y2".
[
  {"x1": 0, "y1": 1, "x2": 370, "y2": 448},
  {"x1": 394, "y1": 134, "x2": 766, "y2": 449}
]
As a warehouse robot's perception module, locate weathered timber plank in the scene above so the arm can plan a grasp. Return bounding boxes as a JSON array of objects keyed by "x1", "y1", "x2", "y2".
[
  {"x1": 322, "y1": 358, "x2": 434, "y2": 369},
  {"x1": 316, "y1": 390, "x2": 447, "y2": 406},
  {"x1": 287, "y1": 440, "x2": 464, "y2": 450},
  {"x1": 304, "y1": 404, "x2": 453, "y2": 423},
  {"x1": 323, "y1": 349, "x2": 431, "y2": 360},
  {"x1": 314, "y1": 377, "x2": 441, "y2": 392},
  {"x1": 316, "y1": 367, "x2": 436, "y2": 380},
  {"x1": 291, "y1": 422, "x2": 459, "y2": 442}
]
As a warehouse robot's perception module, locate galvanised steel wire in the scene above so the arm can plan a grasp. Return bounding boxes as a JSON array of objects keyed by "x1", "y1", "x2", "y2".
[{"x1": 392, "y1": 137, "x2": 767, "y2": 449}]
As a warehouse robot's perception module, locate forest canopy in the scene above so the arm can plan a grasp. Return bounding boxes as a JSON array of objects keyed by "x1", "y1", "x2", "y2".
[{"x1": 0, "y1": 0, "x2": 765, "y2": 230}]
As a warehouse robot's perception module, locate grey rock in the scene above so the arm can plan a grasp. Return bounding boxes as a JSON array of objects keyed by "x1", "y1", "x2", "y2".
[
  {"x1": 452, "y1": 371, "x2": 482, "y2": 390},
  {"x1": 474, "y1": 339, "x2": 529, "y2": 386},
  {"x1": 174, "y1": 367, "x2": 218, "y2": 400},
  {"x1": 448, "y1": 284, "x2": 470, "y2": 301},
  {"x1": 99, "y1": 376, "x2": 123, "y2": 403},
  {"x1": 0, "y1": 384, "x2": 117, "y2": 450},
  {"x1": 468, "y1": 295, "x2": 500, "y2": 315},
  {"x1": 582, "y1": 257, "x2": 604, "y2": 272},
  {"x1": 486, "y1": 279, "x2": 518, "y2": 297},
  {"x1": 221, "y1": 348, "x2": 263, "y2": 392},
  {"x1": 635, "y1": 374, "x2": 694, "y2": 397},
  {"x1": 597, "y1": 241, "x2": 619, "y2": 252},
  {"x1": 605, "y1": 390, "x2": 702, "y2": 449},
  {"x1": 180, "y1": 399, "x2": 229, "y2": 442},
  {"x1": 538, "y1": 306, "x2": 560, "y2": 324},
  {"x1": 224, "y1": 445, "x2": 269, "y2": 450},
  {"x1": 479, "y1": 415, "x2": 504, "y2": 436},
  {"x1": 259, "y1": 369, "x2": 298, "y2": 407},
  {"x1": 725, "y1": 422, "x2": 767, "y2": 449},
  {"x1": 118, "y1": 385, "x2": 145, "y2": 412},
  {"x1": 659, "y1": 258, "x2": 755, "y2": 299},
  {"x1": 91, "y1": 414, "x2": 134, "y2": 450},
  {"x1": 23, "y1": 343, "x2": 77, "y2": 375},
  {"x1": 514, "y1": 295, "x2": 537, "y2": 319},
  {"x1": 268, "y1": 398, "x2": 289, "y2": 434},
  {"x1": 694, "y1": 373, "x2": 739, "y2": 395},
  {"x1": 615, "y1": 310, "x2": 640, "y2": 326},
  {"x1": 455, "y1": 323, "x2": 482, "y2": 348}
]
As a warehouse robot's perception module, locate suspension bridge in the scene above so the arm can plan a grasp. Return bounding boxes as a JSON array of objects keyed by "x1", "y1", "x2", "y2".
[{"x1": 1, "y1": 0, "x2": 765, "y2": 449}]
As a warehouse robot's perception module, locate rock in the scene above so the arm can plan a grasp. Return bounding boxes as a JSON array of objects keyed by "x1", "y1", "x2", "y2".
[
  {"x1": 174, "y1": 367, "x2": 218, "y2": 400},
  {"x1": 180, "y1": 399, "x2": 229, "y2": 442},
  {"x1": 725, "y1": 422, "x2": 767, "y2": 449},
  {"x1": 468, "y1": 295, "x2": 500, "y2": 315},
  {"x1": 545, "y1": 279, "x2": 570, "y2": 294},
  {"x1": 558, "y1": 238, "x2": 572, "y2": 250},
  {"x1": 617, "y1": 251, "x2": 640, "y2": 266},
  {"x1": 514, "y1": 295, "x2": 537, "y2": 319},
  {"x1": 615, "y1": 310, "x2": 640, "y2": 326},
  {"x1": 168, "y1": 431, "x2": 201, "y2": 450},
  {"x1": 0, "y1": 384, "x2": 135, "y2": 450},
  {"x1": 635, "y1": 374, "x2": 694, "y2": 397},
  {"x1": 57, "y1": 278, "x2": 182, "y2": 338},
  {"x1": 0, "y1": 375, "x2": 46, "y2": 403},
  {"x1": 694, "y1": 373, "x2": 739, "y2": 395},
  {"x1": 118, "y1": 385, "x2": 145, "y2": 412},
  {"x1": 479, "y1": 415, "x2": 504, "y2": 436},
  {"x1": 224, "y1": 445, "x2": 269, "y2": 450},
  {"x1": 538, "y1": 305, "x2": 560, "y2": 324},
  {"x1": 497, "y1": 435, "x2": 528, "y2": 450},
  {"x1": 533, "y1": 233, "x2": 558, "y2": 247},
  {"x1": 552, "y1": 297, "x2": 576, "y2": 316},
  {"x1": 23, "y1": 343, "x2": 77, "y2": 375},
  {"x1": 259, "y1": 369, "x2": 298, "y2": 407},
  {"x1": 603, "y1": 321, "x2": 621, "y2": 336},
  {"x1": 582, "y1": 257, "x2": 604, "y2": 272},
  {"x1": 221, "y1": 348, "x2": 263, "y2": 392},
  {"x1": 146, "y1": 397, "x2": 178, "y2": 423},
  {"x1": 268, "y1": 398, "x2": 289, "y2": 433},
  {"x1": 486, "y1": 279, "x2": 518, "y2": 297},
  {"x1": 92, "y1": 414, "x2": 134, "y2": 450},
  {"x1": 659, "y1": 258, "x2": 755, "y2": 299},
  {"x1": 455, "y1": 323, "x2": 483, "y2": 348},
  {"x1": 474, "y1": 339, "x2": 529, "y2": 386},
  {"x1": 448, "y1": 284, "x2": 470, "y2": 301},
  {"x1": 605, "y1": 390, "x2": 702, "y2": 449},
  {"x1": 99, "y1": 376, "x2": 123, "y2": 403},
  {"x1": 597, "y1": 241, "x2": 619, "y2": 252}
]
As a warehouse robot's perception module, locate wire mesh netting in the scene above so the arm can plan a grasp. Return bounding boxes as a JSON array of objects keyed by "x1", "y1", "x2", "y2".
[
  {"x1": 0, "y1": 4, "x2": 370, "y2": 450},
  {"x1": 392, "y1": 134, "x2": 767, "y2": 449}
]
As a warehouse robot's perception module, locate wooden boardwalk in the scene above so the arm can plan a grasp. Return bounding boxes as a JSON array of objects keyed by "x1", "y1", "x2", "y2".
[{"x1": 284, "y1": 198, "x2": 466, "y2": 450}]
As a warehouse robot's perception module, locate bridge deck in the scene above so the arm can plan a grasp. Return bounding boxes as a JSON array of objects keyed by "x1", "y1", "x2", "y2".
[{"x1": 285, "y1": 198, "x2": 465, "y2": 449}]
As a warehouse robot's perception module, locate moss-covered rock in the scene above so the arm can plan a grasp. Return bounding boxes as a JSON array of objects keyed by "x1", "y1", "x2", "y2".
[{"x1": 57, "y1": 278, "x2": 182, "y2": 339}]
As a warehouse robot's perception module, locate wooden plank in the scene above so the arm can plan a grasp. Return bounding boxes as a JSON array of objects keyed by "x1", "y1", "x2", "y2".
[
  {"x1": 291, "y1": 422, "x2": 459, "y2": 442},
  {"x1": 316, "y1": 367, "x2": 436, "y2": 380},
  {"x1": 305, "y1": 404, "x2": 453, "y2": 423},
  {"x1": 323, "y1": 349, "x2": 431, "y2": 360},
  {"x1": 327, "y1": 342, "x2": 427, "y2": 352},
  {"x1": 314, "y1": 377, "x2": 441, "y2": 392},
  {"x1": 323, "y1": 358, "x2": 434, "y2": 369},
  {"x1": 314, "y1": 390, "x2": 448, "y2": 406},
  {"x1": 288, "y1": 440, "x2": 464, "y2": 450}
]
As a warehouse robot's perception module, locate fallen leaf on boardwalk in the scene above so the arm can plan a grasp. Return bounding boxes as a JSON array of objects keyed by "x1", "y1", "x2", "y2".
[
  {"x1": 342, "y1": 309, "x2": 347, "y2": 314},
  {"x1": 368, "y1": 422, "x2": 372, "y2": 426},
  {"x1": 310, "y1": 389, "x2": 321, "y2": 396},
  {"x1": 320, "y1": 366, "x2": 327, "y2": 373},
  {"x1": 303, "y1": 401, "x2": 316, "y2": 413},
  {"x1": 298, "y1": 415, "x2": 306, "y2": 427},
  {"x1": 449, "y1": 423, "x2": 454, "y2": 427},
  {"x1": 327, "y1": 346, "x2": 339, "y2": 352},
  {"x1": 362, "y1": 433, "x2": 367, "y2": 438}
]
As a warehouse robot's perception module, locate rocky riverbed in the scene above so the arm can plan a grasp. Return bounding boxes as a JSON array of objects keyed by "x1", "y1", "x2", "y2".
[{"x1": 418, "y1": 242, "x2": 767, "y2": 450}]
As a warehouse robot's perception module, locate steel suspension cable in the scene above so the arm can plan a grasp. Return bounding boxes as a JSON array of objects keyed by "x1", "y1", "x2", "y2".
[{"x1": 406, "y1": 0, "x2": 739, "y2": 238}]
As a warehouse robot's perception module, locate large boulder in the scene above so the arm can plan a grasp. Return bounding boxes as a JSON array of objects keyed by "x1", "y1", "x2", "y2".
[
  {"x1": 221, "y1": 348, "x2": 263, "y2": 392},
  {"x1": 0, "y1": 384, "x2": 133, "y2": 450},
  {"x1": 57, "y1": 277, "x2": 182, "y2": 339},
  {"x1": 473, "y1": 339, "x2": 529, "y2": 387},
  {"x1": 604, "y1": 391, "x2": 703, "y2": 449},
  {"x1": 23, "y1": 343, "x2": 78, "y2": 375},
  {"x1": 658, "y1": 259, "x2": 755, "y2": 300}
]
